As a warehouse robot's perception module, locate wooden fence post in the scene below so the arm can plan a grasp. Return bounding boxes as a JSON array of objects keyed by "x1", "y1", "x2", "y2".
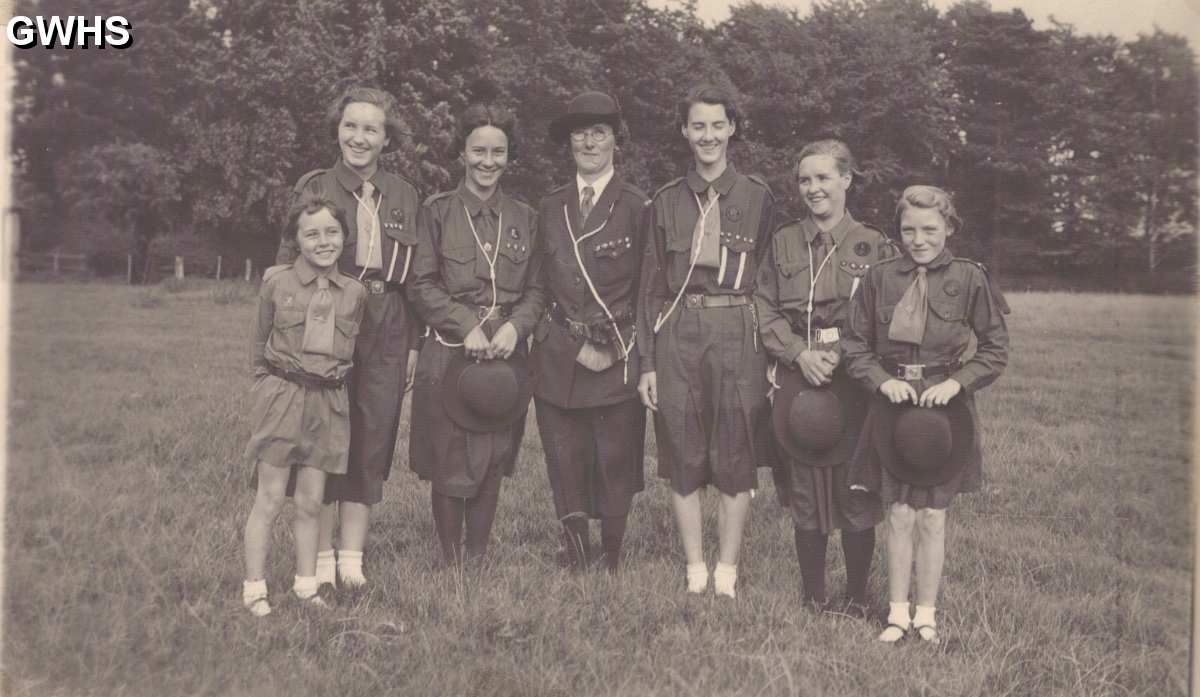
[
  {"x1": 52, "y1": 250, "x2": 60, "y2": 275},
  {"x1": 215, "y1": 255, "x2": 222, "y2": 280},
  {"x1": 244, "y1": 258, "x2": 252, "y2": 282},
  {"x1": 126, "y1": 254, "x2": 133, "y2": 285},
  {"x1": 174, "y1": 256, "x2": 184, "y2": 280}
]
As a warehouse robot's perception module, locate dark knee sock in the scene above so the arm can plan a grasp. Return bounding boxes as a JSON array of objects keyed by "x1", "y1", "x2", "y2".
[
  {"x1": 431, "y1": 491, "x2": 465, "y2": 565},
  {"x1": 793, "y1": 526, "x2": 829, "y2": 604},
  {"x1": 561, "y1": 515, "x2": 591, "y2": 570},
  {"x1": 600, "y1": 515, "x2": 627, "y2": 573},
  {"x1": 841, "y1": 527, "x2": 876, "y2": 606},
  {"x1": 464, "y1": 467, "x2": 503, "y2": 559}
]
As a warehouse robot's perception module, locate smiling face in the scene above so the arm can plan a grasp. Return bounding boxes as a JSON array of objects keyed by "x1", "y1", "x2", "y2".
[
  {"x1": 681, "y1": 102, "x2": 735, "y2": 174},
  {"x1": 571, "y1": 123, "x2": 615, "y2": 179},
  {"x1": 899, "y1": 206, "x2": 952, "y2": 265},
  {"x1": 797, "y1": 154, "x2": 851, "y2": 223},
  {"x1": 338, "y1": 101, "x2": 390, "y2": 176},
  {"x1": 296, "y1": 207, "x2": 345, "y2": 270},
  {"x1": 462, "y1": 125, "x2": 509, "y2": 199}
]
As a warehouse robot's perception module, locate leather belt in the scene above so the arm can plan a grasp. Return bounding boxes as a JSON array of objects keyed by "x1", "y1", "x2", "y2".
[
  {"x1": 880, "y1": 359, "x2": 959, "y2": 381},
  {"x1": 361, "y1": 279, "x2": 405, "y2": 295},
  {"x1": 682, "y1": 293, "x2": 751, "y2": 310},
  {"x1": 267, "y1": 364, "x2": 346, "y2": 390},
  {"x1": 547, "y1": 302, "x2": 631, "y2": 345}
]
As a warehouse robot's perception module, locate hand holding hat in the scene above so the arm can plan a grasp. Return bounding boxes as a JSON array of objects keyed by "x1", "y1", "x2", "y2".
[
  {"x1": 464, "y1": 325, "x2": 492, "y2": 361},
  {"x1": 797, "y1": 349, "x2": 839, "y2": 387},
  {"x1": 488, "y1": 321, "x2": 519, "y2": 360},
  {"x1": 918, "y1": 379, "x2": 961, "y2": 407}
]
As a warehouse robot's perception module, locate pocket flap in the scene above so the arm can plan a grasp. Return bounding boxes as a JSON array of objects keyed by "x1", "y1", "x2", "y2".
[
  {"x1": 442, "y1": 243, "x2": 476, "y2": 263},
  {"x1": 335, "y1": 316, "x2": 359, "y2": 337},
  {"x1": 273, "y1": 308, "x2": 306, "y2": 329},
  {"x1": 929, "y1": 298, "x2": 966, "y2": 322}
]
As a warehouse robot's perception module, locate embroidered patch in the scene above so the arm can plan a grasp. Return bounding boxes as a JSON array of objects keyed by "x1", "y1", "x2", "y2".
[
  {"x1": 854, "y1": 241, "x2": 871, "y2": 257},
  {"x1": 509, "y1": 227, "x2": 520, "y2": 239},
  {"x1": 391, "y1": 209, "x2": 404, "y2": 220},
  {"x1": 724, "y1": 205, "x2": 742, "y2": 222},
  {"x1": 943, "y1": 279, "x2": 962, "y2": 297}
]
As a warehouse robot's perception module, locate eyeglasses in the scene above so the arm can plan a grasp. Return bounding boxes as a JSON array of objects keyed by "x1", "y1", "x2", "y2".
[{"x1": 570, "y1": 127, "x2": 613, "y2": 143}]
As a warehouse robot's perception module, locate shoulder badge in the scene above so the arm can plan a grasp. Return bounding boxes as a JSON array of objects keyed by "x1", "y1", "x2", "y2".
[
  {"x1": 854, "y1": 241, "x2": 871, "y2": 257},
  {"x1": 292, "y1": 169, "x2": 327, "y2": 196},
  {"x1": 725, "y1": 205, "x2": 742, "y2": 222}
]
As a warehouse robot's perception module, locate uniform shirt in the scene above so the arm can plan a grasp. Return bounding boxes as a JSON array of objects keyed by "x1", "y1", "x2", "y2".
[
  {"x1": 276, "y1": 159, "x2": 422, "y2": 285},
  {"x1": 756, "y1": 212, "x2": 895, "y2": 366},
  {"x1": 842, "y1": 249, "x2": 1009, "y2": 394},
  {"x1": 577, "y1": 167, "x2": 614, "y2": 208},
  {"x1": 408, "y1": 182, "x2": 545, "y2": 341},
  {"x1": 636, "y1": 164, "x2": 776, "y2": 374},
  {"x1": 251, "y1": 255, "x2": 367, "y2": 380},
  {"x1": 531, "y1": 173, "x2": 648, "y2": 408}
]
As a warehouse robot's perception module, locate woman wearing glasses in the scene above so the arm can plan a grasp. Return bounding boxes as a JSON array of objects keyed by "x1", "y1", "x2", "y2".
[{"x1": 530, "y1": 92, "x2": 648, "y2": 573}]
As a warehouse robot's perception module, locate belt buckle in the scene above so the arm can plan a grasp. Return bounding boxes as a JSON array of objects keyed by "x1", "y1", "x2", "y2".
[
  {"x1": 816, "y1": 327, "x2": 840, "y2": 344},
  {"x1": 901, "y1": 364, "x2": 925, "y2": 380},
  {"x1": 368, "y1": 279, "x2": 385, "y2": 295},
  {"x1": 684, "y1": 294, "x2": 701, "y2": 309}
]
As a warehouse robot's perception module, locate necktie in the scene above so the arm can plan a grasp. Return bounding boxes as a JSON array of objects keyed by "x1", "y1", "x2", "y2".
[
  {"x1": 816, "y1": 230, "x2": 834, "y2": 248},
  {"x1": 691, "y1": 187, "x2": 721, "y2": 268},
  {"x1": 580, "y1": 185, "x2": 595, "y2": 223},
  {"x1": 355, "y1": 181, "x2": 383, "y2": 270},
  {"x1": 888, "y1": 266, "x2": 928, "y2": 345},
  {"x1": 302, "y1": 276, "x2": 336, "y2": 355}
]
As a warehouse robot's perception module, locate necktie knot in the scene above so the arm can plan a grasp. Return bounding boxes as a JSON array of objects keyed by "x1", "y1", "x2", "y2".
[
  {"x1": 580, "y1": 185, "x2": 595, "y2": 221},
  {"x1": 816, "y1": 231, "x2": 834, "y2": 248},
  {"x1": 355, "y1": 181, "x2": 382, "y2": 270},
  {"x1": 361, "y1": 181, "x2": 374, "y2": 199}
]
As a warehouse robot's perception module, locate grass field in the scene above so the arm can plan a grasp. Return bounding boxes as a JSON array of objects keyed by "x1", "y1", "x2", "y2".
[{"x1": 3, "y1": 281, "x2": 1194, "y2": 696}]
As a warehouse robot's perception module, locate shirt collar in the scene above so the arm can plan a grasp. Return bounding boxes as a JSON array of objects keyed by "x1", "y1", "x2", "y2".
[
  {"x1": 577, "y1": 166, "x2": 615, "y2": 203},
  {"x1": 800, "y1": 211, "x2": 856, "y2": 246},
  {"x1": 456, "y1": 180, "x2": 503, "y2": 217},
  {"x1": 685, "y1": 163, "x2": 738, "y2": 196},
  {"x1": 896, "y1": 248, "x2": 954, "y2": 273},
  {"x1": 332, "y1": 158, "x2": 384, "y2": 195},
  {"x1": 292, "y1": 254, "x2": 350, "y2": 288}
]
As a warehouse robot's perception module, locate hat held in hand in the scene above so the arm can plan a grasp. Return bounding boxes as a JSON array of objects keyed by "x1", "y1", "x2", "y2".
[
  {"x1": 442, "y1": 351, "x2": 531, "y2": 432},
  {"x1": 874, "y1": 399, "x2": 975, "y2": 487},
  {"x1": 770, "y1": 366, "x2": 848, "y2": 467}
]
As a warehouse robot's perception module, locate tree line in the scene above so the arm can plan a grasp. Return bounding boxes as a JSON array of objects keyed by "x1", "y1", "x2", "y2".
[{"x1": 13, "y1": 0, "x2": 1197, "y2": 291}]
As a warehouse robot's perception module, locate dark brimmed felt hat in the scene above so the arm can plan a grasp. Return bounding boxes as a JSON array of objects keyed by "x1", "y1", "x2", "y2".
[
  {"x1": 770, "y1": 366, "x2": 848, "y2": 467},
  {"x1": 548, "y1": 91, "x2": 623, "y2": 142},
  {"x1": 442, "y1": 351, "x2": 532, "y2": 432},
  {"x1": 873, "y1": 399, "x2": 974, "y2": 487}
]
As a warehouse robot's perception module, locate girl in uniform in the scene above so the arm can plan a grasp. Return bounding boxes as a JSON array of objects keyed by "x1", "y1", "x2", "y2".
[
  {"x1": 755, "y1": 140, "x2": 894, "y2": 615},
  {"x1": 276, "y1": 86, "x2": 423, "y2": 589},
  {"x1": 531, "y1": 91, "x2": 648, "y2": 573},
  {"x1": 243, "y1": 196, "x2": 367, "y2": 615},
  {"x1": 636, "y1": 84, "x2": 775, "y2": 597},
  {"x1": 843, "y1": 185, "x2": 1009, "y2": 643},
  {"x1": 408, "y1": 104, "x2": 545, "y2": 565}
]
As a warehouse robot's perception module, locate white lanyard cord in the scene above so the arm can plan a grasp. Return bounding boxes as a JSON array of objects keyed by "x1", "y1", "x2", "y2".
[
  {"x1": 352, "y1": 189, "x2": 383, "y2": 281},
  {"x1": 654, "y1": 190, "x2": 716, "y2": 334},
  {"x1": 429, "y1": 205, "x2": 502, "y2": 348},
  {"x1": 805, "y1": 239, "x2": 837, "y2": 349},
  {"x1": 563, "y1": 203, "x2": 635, "y2": 384}
]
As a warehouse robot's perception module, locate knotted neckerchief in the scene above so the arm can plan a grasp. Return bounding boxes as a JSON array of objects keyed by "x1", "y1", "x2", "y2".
[
  {"x1": 888, "y1": 265, "x2": 928, "y2": 344},
  {"x1": 301, "y1": 275, "x2": 336, "y2": 355},
  {"x1": 355, "y1": 180, "x2": 383, "y2": 270},
  {"x1": 691, "y1": 186, "x2": 721, "y2": 268}
]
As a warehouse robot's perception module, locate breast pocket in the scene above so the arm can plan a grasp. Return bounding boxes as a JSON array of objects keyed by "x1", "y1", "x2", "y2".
[
  {"x1": 441, "y1": 243, "x2": 478, "y2": 294},
  {"x1": 272, "y1": 308, "x2": 306, "y2": 337},
  {"x1": 927, "y1": 297, "x2": 970, "y2": 346},
  {"x1": 665, "y1": 230, "x2": 694, "y2": 284},
  {"x1": 775, "y1": 259, "x2": 810, "y2": 304},
  {"x1": 495, "y1": 232, "x2": 532, "y2": 292},
  {"x1": 590, "y1": 234, "x2": 636, "y2": 288},
  {"x1": 333, "y1": 316, "x2": 360, "y2": 361}
]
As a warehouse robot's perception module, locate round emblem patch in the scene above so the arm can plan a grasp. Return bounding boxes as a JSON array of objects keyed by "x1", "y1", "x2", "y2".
[
  {"x1": 854, "y1": 241, "x2": 871, "y2": 257},
  {"x1": 943, "y1": 279, "x2": 961, "y2": 297},
  {"x1": 724, "y1": 205, "x2": 742, "y2": 222},
  {"x1": 391, "y1": 209, "x2": 405, "y2": 220}
]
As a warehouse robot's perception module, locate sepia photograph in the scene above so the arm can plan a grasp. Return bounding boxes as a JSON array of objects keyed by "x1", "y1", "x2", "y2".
[{"x1": 2, "y1": 0, "x2": 1196, "y2": 694}]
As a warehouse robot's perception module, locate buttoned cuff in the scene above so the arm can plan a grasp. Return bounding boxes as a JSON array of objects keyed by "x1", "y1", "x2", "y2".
[
  {"x1": 781, "y1": 341, "x2": 807, "y2": 367},
  {"x1": 449, "y1": 304, "x2": 481, "y2": 341}
]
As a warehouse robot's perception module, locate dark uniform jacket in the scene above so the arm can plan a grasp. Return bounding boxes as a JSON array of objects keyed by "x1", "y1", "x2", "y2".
[
  {"x1": 531, "y1": 174, "x2": 649, "y2": 408},
  {"x1": 756, "y1": 213, "x2": 896, "y2": 366},
  {"x1": 842, "y1": 249, "x2": 1009, "y2": 394},
  {"x1": 408, "y1": 182, "x2": 545, "y2": 342},
  {"x1": 636, "y1": 165, "x2": 776, "y2": 374}
]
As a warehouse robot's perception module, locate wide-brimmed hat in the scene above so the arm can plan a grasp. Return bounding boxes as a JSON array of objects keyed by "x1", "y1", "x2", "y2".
[
  {"x1": 442, "y1": 351, "x2": 532, "y2": 432},
  {"x1": 548, "y1": 91, "x2": 623, "y2": 142},
  {"x1": 873, "y1": 399, "x2": 975, "y2": 487},
  {"x1": 770, "y1": 366, "x2": 848, "y2": 467}
]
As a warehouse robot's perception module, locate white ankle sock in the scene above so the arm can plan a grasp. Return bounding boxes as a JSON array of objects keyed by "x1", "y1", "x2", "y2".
[
  {"x1": 713, "y1": 563, "x2": 737, "y2": 598},
  {"x1": 914, "y1": 605, "x2": 937, "y2": 628},
  {"x1": 887, "y1": 601, "x2": 912, "y2": 628},
  {"x1": 293, "y1": 575, "x2": 318, "y2": 599},
  {"x1": 242, "y1": 579, "x2": 271, "y2": 617},
  {"x1": 315, "y1": 549, "x2": 336, "y2": 587},
  {"x1": 686, "y1": 562, "x2": 709, "y2": 593},
  {"x1": 337, "y1": 549, "x2": 366, "y2": 587}
]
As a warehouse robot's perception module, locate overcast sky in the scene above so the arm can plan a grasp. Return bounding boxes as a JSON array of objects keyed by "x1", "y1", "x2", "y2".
[{"x1": 649, "y1": 0, "x2": 1200, "y2": 49}]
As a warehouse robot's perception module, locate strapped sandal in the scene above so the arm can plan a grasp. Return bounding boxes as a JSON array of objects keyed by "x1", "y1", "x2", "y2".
[
  {"x1": 877, "y1": 623, "x2": 909, "y2": 643},
  {"x1": 244, "y1": 597, "x2": 272, "y2": 618},
  {"x1": 914, "y1": 624, "x2": 940, "y2": 645}
]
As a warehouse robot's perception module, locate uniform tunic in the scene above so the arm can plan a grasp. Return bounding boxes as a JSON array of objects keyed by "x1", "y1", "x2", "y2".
[
  {"x1": 843, "y1": 249, "x2": 1009, "y2": 509},
  {"x1": 636, "y1": 165, "x2": 776, "y2": 496},
  {"x1": 755, "y1": 213, "x2": 895, "y2": 532},
  {"x1": 408, "y1": 182, "x2": 545, "y2": 498},
  {"x1": 245, "y1": 256, "x2": 366, "y2": 475},
  {"x1": 276, "y1": 159, "x2": 422, "y2": 504},
  {"x1": 531, "y1": 173, "x2": 648, "y2": 519}
]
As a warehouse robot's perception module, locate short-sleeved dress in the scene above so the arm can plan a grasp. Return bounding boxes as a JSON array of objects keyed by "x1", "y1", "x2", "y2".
[
  {"x1": 407, "y1": 182, "x2": 545, "y2": 498},
  {"x1": 635, "y1": 165, "x2": 776, "y2": 496},
  {"x1": 842, "y1": 249, "x2": 1010, "y2": 509},
  {"x1": 530, "y1": 173, "x2": 649, "y2": 520},
  {"x1": 755, "y1": 213, "x2": 895, "y2": 532},
  {"x1": 276, "y1": 159, "x2": 423, "y2": 504},
  {"x1": 245, "y1": 256, "x2": 367, "y2": 475}
]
